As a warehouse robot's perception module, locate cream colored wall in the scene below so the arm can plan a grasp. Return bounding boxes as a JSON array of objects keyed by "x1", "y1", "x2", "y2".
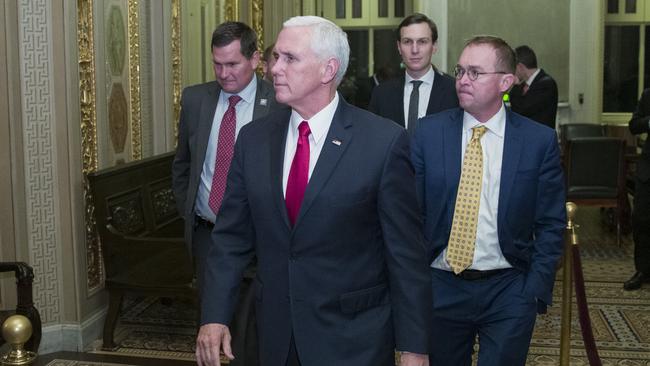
[
  {"x1": 569, "y1": 0, "x2": 603, "y2": 124},
  {"x1": 445, "y1": 0, "x2": 570, "y2": 102}
]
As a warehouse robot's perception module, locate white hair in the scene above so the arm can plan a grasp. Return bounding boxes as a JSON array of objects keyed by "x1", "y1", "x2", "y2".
[{"x1": 283, "y1": 16, "x2": 350, "y2": 85}]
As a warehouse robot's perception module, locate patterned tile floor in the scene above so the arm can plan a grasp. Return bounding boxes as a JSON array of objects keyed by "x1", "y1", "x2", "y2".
[
  {"x1": 94, "y1": 207, "x2": 650, "y2": 365},
  {"x1": 526, "y1": 207, "x2": 650, "y2": 365}
]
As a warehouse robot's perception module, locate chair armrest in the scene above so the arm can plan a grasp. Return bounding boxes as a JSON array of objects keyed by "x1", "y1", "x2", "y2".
[{"x1": 0, "y1": 262, "x2": 42, "y2": 352}]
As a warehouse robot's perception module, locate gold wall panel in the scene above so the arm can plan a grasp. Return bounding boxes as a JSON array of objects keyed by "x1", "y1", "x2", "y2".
[
  {"x1": 77, "y1": 0, "x2": 103, "y2": 292},
  {"x1": 172, "y1": 0, "x2": 181, "y2": 145},
  {"x1": 128, "y1": 0, "x2": 142, "y2": 160}
]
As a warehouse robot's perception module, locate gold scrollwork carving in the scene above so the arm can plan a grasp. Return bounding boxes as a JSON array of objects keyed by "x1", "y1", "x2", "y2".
[
  {"x1": 225, "y1": 0, "x2": 240, "y2": 21},
  {"x1": 77, "y1": 0, "x2": 103, "y2": 292},
  {"x1": 252, "y1": 0, "x2": 264, "y2": 52},
  {"x1": 172, "y1": 0, "x2": 181, "y2": 145},
  {"x1": 128, "y1": 0, "x2": 142, "y2": 160}
]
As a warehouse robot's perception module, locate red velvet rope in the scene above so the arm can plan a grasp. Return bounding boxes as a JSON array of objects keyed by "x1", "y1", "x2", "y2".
[{"x1": 572, "y1": 245, "x2": 603, "y2": 366}]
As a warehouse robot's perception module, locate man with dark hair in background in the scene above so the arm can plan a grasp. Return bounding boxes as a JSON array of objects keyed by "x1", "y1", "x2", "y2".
[
  {"x1": 369, "y1": 13, "x2": 458, "y2": 131},
  {"x1": 509, "y1": 45, "x2": 559, "y2": 130},
  {"x1": 261, "y1": 42, "x2": 275, "y2": 82},
  {"x1": 172, "y1": 21, "x2": 281, "y2": 294}
]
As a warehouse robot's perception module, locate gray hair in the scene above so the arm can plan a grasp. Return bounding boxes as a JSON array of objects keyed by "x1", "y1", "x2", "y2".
[{"x1": 283, "y1": 16, "x2": 350, "y2": 85}]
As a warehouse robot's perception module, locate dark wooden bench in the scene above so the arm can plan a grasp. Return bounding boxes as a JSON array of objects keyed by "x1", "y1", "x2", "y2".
[
  {"x1": 88, "y1": 152, "x2": 257, "y2": 365},
  {"x1": 87, "y1": 152, "x2": 195, "y2": 351}
]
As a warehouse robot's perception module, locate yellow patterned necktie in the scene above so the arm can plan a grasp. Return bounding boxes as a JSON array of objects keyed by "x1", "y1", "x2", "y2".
[{"x1": 446, "y1": 125, "x2": 487, "y2": 274}]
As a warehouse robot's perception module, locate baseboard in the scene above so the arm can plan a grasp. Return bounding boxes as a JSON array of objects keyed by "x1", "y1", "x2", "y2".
[{"x1": 39, "y1": 306, "x2": 107, "y2": 354}]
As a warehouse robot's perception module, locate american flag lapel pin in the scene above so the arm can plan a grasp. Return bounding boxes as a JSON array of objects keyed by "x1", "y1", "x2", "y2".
[
  {"x1": 260, "y1": 99, "x2": 268, "y2": 106},
  {"x1": 332, "y1": 139, "x2": 342, "y2": 146}
]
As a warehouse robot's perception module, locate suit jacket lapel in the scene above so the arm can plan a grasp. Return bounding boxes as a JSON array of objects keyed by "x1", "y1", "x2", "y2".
[
  {"x1": 426, "y1": 70, "x2": 443, "y2": 115},
  {"x1": 397, "y1": 73, "x2": 406, "y2": 126},
  {"x1": 444, "y1": 110, "x2": 463, "y2": 227},
  {"x1": 195, "y1": 82, "x2": 221, "y2": 175},
  {"x1": 252, "y1": 76, "x2": 273, "y2": 120},
  {"x1": 498, "y1": 110, "x2": 523, "y2": 232},
  {"x1": 269, "y1": 109, "x2": 292, "y2": 228},
  {"x1": 294, "y1": 100, "x2": 353, "y2": 227}
]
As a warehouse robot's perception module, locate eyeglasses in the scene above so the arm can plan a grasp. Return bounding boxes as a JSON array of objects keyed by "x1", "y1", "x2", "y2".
[{"x1": 453, "y1": 66, "x2": 507, "y2": 81}]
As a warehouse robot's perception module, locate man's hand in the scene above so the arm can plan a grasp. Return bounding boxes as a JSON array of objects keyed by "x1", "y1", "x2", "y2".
[
  {"x1": 400, "y1": 352, "x2": 429, "y2": 366},
  {"x1": 196, "y1": 323, "x2": 234, "y2": 366}
]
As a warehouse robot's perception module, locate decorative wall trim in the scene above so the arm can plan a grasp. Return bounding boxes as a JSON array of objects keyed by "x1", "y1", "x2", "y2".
[
  {"x1": 172, "y1": 0, "x2": 181, "y2": 145},
  {"x1": 39, "y1": 307, "x2": 107, "y2": 353},
  {"x1": 128, "y1": 0, "x2": 142, "y2": 160},
  {"x1": 225, "y1": 0, "x2": 239, "y2": 21},
  {"x1": 77, "y1": 0, "x2": 103, "y2": 293},
  {"x1": 252, "y1": 0, "x2": 264, "y2": 51},
  {"x1": 18, "y1": 0, "x2": 61, "y2": 323}
]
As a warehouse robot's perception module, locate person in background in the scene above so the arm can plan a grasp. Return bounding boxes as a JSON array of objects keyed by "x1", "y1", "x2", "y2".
[
  {"x1": 509, "y1": 45, "x2": 558, "y2": 130},
  {"x1": 624, "y1": 89, "x2": 650, "y2": 291},
  {"x1": 411, "y1": 35, "x2": 565, "y2": 365},
  {"x1": 171, "y1": 21, "x2": 280, "y2": 293},
  {"x1": 354, "y1": 64, "x2": 396, "y2": 109},
  {"x1": 261, "y1": 42, "x2": 276, "y2": 82},
  {"x1": 369, "y1": 13, "x2": 458, "y2": 131}
]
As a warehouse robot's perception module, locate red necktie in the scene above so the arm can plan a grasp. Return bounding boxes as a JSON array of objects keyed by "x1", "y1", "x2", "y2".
[
  {"x1": 285, "y1": 121, "x2": 311, "y2": 226},
  {"x1": 208, "y1": 95, "x2": 242, "y2": 215}
]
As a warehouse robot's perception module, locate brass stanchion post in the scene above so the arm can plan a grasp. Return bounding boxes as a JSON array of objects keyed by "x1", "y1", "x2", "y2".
[{"x1": 559, "y1": 202, "x2": 578, "y2": 365}]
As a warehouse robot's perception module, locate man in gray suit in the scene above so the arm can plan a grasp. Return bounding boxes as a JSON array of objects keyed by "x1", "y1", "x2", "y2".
[{"x1": 172, "y1": 21, "x2": 280, "y2": 292}]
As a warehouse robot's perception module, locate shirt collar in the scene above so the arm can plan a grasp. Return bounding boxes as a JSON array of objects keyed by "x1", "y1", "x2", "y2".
[
  {"x1": 405, "y1": 65, "x2": 435, "y2": 86},
  {"x1": 220, "y1": 75, "x2": 257, "y2": 104},
  {"x1": 462, "y1": 103, "x2": 506, "y2": 139},
  {"x1": 290, "y1": 93, "x2": 340, "y2": 145},
  {"x1": 525, "y1": 68, "x2": 541, "y2": 86}
]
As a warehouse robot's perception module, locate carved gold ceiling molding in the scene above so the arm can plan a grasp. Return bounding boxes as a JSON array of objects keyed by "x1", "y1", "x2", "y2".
[
  {"x1": 128, "y1": 0, "x2": 142, "y2": 160},
  {"x1": 172, "y1": 0, "x2": 181, "y2": 145},
  {"x1": 77, "y1": 0, "x2": 103, "y2": 293}
]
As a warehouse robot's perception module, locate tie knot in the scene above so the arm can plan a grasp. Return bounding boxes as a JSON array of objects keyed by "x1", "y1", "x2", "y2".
[
  {"x1": 228, "y1": 95, "x2": 242, "y2": 107},
  {"x1": 471, "y1": 126, "x2": 487, "y2": 141},
  {"x1": 411, "y1": 80, "x2": 423, "y2": 90},
  {"x1": 298, "y1": 121, "x2": 311, "y2": 137}
]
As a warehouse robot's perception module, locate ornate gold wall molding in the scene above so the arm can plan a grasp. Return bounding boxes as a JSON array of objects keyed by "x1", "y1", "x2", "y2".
[
  {"x1": 77, "y1": 0, "x2": 103, "y2": 292},
  {"x1": 128, "y1": 0, "x2": 142, "y2": 160},
  {"x1": 224, "y1": 0, "x2": 240, "y2": 21},
  {"x1": 172, "y1": 0, "x2": 181, "y2": 145},
  {"x1": 252, "y1": 0, "x2": 264, "y2": 51}
]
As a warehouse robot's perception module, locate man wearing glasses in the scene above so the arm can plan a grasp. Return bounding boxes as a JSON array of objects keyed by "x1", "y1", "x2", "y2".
[
  {"x1": 411, "y1": 36, "x2": 566, "y2": 365},
  {"x1": 369, "y1": 13, "x2": 458, "y2": 130}
]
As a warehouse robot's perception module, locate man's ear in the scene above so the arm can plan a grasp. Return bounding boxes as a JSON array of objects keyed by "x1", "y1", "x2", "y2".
[
  {"x1": 500, "y1": 73, "x2": 516, "y2": 93},
  {"x1": 322, "y1": 57, "x2": 340, "y2": 84},
  {"x1": 249, "y1": 50, "x2": 261, "y2": 69}
]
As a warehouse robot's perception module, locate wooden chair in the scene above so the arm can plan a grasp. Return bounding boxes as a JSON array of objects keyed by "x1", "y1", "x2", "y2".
[
  {"x1": 0, "y1": 262, "x2": 42, "y2": 352},
  {"x1": 565, "y1": 137, "x2": 626, "y2": 246}
]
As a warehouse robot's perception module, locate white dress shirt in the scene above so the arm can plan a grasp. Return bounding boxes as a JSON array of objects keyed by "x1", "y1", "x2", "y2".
[
  {"x1": 524, "y1": 68, "x2": 541, "y2": 87},
  {"x1": 282, "y1": 93, "x2": 339, "y2": 195},
  {"x1": 432, "y1": 104, "x2": 513, "y2": 271},
  {"x1": 196, "y1": 77, "x2": 258, "y2": 222},
  {"x1": 403, "y1": 66, "x2": 435, "y2": 129}
]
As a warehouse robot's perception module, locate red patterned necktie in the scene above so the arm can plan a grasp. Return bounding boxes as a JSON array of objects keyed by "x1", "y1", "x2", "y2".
[
  {"x1": 285, "y1": 121, "x2": 311, "y2": 226},
  {"x1": 208, "y1": 95, "x2": 242, "y2": 215}
]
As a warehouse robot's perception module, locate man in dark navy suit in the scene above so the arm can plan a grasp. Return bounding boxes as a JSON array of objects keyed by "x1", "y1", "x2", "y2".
[
  {"x1": 624, "y1": 89, "x2": 650, "y2": 290},
  {"x1": 412, "y1": 36, "x2": 565, "y2": 366},
  {"x1": 369, "y1": 13, "x2": 458, "y2": 129},
  {"x1": 509, "y1": 45, "x2": 559, "y2": 130},
  {"x1": 196, "y1": 15, "x2": 432, "y2": 366}
]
